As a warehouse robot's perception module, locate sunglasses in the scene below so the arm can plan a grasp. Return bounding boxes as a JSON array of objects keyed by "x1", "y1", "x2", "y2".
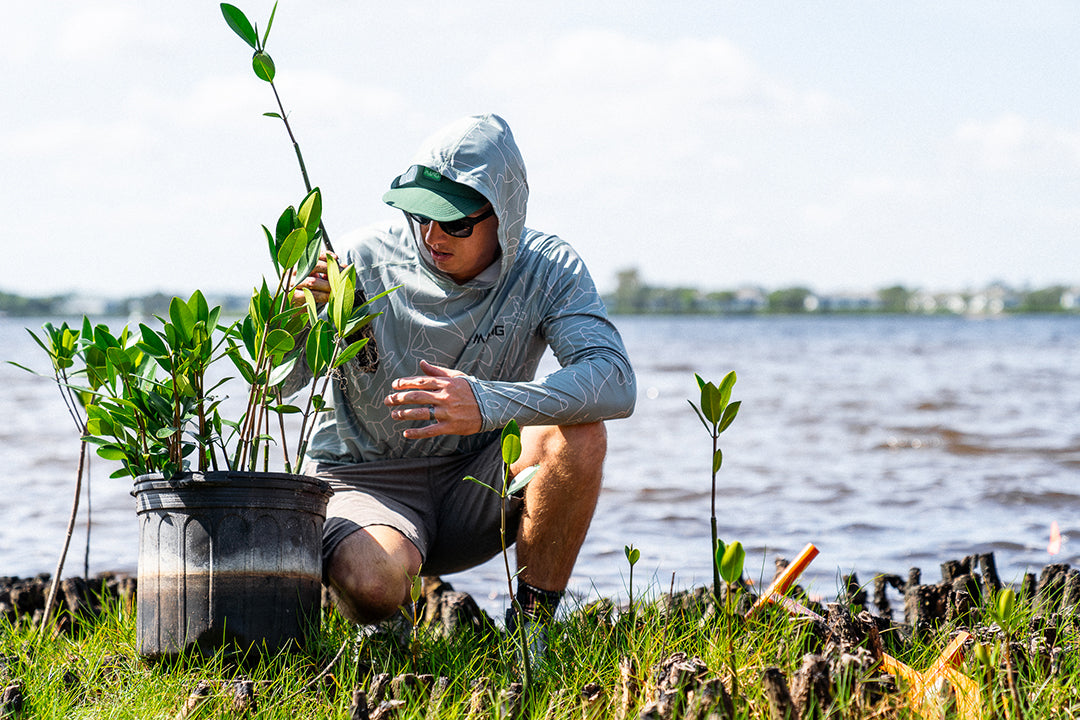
[{"x1": 406, "y1": 207, "x2": 495, "y2": 238}]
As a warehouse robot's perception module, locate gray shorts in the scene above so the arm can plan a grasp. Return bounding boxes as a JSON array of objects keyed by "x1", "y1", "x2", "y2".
[{"x1": 311, "y1": 441, "x2": 524, "y2": 577}]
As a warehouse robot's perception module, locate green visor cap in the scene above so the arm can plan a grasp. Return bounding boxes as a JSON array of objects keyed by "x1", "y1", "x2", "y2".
[{"x1": 382, "y1": 165, "x2": 488, "y2": 221}]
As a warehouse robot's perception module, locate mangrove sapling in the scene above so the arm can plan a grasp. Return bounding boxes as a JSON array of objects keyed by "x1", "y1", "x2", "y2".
[
  {"x1": 687, "y1": 372, "x2": 741, "y2": 604},
  {"x1": 23, "y1": 188, "x2": 387, "y2": 486},
  {"x1": 464, "y1": 420, "x2": 539, "y2": 691}
]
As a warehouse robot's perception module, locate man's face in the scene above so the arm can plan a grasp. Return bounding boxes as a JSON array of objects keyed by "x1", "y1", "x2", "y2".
[{"x1": 418, "y1": 206, "x2": 500, "y2": 283}]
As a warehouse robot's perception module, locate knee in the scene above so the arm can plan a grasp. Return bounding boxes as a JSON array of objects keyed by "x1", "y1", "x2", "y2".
[
  {"x1": 324, "y1": 532, "x2": 419, "y2": 624},
  {"x1": 327, "y1": 559, "x2": 410, "y2": 624}
]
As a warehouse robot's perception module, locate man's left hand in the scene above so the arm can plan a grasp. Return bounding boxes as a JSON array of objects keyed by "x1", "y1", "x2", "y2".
[{"x1": 385, "y1": 360, "x2": 483, "y2": 439}]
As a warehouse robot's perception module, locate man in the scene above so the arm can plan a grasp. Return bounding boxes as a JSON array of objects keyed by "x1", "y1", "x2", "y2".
[{"x1": 293, "y1": 113, "x2": 636, "y2": 638}]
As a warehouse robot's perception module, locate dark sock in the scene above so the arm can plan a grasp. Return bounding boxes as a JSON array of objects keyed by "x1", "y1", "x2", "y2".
[{"x1": 515, "y1": 582, "x2": 564, "y2": 621}]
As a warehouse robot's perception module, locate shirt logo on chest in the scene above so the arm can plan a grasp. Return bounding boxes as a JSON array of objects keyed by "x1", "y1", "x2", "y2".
[{"x1": 470, "y1": 324, "x2": 505, "y2": 344}]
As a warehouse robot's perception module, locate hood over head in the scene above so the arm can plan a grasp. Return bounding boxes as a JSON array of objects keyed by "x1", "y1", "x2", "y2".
[{"x1": 385, "y1": 113, "x2": 528, "y2": 287}]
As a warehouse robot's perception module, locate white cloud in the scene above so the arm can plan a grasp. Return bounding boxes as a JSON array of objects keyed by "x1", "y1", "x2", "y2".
[
  {"x1": 954, "y1": 114, "x2": 1080, "y2": 172},
  {"x1": 476, "y1": 28, "x2": 845, "y2": 145}
]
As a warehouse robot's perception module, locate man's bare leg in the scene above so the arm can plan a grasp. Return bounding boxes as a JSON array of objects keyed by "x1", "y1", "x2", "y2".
[
  {"x1": 512, "y1": 422, "x2": 607, "y2": 593},
  {"x1": 325, "y1": 525, "x2": 422, "y2": 624}
]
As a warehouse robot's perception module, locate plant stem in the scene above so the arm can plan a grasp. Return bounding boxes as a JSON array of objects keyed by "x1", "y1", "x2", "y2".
[
  {"x1": 710, "y1": 430, "x2": 721, "y2": 602},
  {"x1": 39, "y1": 439, "x2": 86, "y2": 643},
  {"x1": 499, "y1": 469, "x2": 532, "y2": 691},
  {"x1": 275, "y1": 388, "x2": 291, "y2": 473},
  {"x1": 1004, "y1": 640, "x2": 1025, "y2": 720},
  {"x1": 269, "y1": 80, "x2": 334, "y2": 255}
]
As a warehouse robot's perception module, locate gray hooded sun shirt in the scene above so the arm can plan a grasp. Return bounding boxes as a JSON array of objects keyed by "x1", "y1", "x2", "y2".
[{"x1": 304, "y1": 113, "x2": 636, "y2": 464}]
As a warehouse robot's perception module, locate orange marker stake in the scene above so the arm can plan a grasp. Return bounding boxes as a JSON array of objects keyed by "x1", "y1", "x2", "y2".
[
  {"x1": 881, "y1": 632, "x2": 978, "y2": 720},
  {"x1": 745, "y1": 542, "x2": 819, "y2": 618}
]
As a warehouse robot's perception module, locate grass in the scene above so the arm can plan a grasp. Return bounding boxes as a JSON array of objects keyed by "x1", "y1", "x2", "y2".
[{"x1": 3, "y1": 578, "x2": 1080, "y2": 719}]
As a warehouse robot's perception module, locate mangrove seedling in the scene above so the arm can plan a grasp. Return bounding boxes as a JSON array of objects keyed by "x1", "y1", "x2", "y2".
[
  {"x1": 625, "y1": 544, "x2": 641, "y2": 617},
  {"x1": 464, "y1": 420, "x2": 539, "y2": 690},
  {"x1": 715, "y1": 538, "x2": 745, "y2": 703},
  {"x1": 715, "y1": 539, "x2": 746, "y2": 613},
  {"x1": 688, "y1": 371, "x2": 741, "y2": 603},
  {"x1": 992, "y1": 587, "x2": 1026, "y2": 719}
]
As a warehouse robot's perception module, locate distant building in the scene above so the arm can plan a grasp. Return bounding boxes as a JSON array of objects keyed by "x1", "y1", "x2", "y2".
[{"x1": 806, "y1": 292, "x2": 883, "y2": 313}]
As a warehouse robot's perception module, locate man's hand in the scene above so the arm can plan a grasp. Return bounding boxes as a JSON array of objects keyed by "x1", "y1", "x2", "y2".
[
  {"x1": 385, "y1": 360, "x2": 483, "y2": 439},
  {"x1": 290, "y1": 252, "x2": 337, "y2": 307}
]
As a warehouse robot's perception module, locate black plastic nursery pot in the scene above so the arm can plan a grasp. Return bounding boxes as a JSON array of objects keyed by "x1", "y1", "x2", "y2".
[{"x1": 132, "y1": 471, "x2": 332, "y2": 660}]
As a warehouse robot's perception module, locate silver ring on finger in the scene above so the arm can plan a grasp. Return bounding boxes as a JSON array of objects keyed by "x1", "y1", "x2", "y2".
[{"x1": 428, "y1": 405, "x2": 436, "y2": 422}]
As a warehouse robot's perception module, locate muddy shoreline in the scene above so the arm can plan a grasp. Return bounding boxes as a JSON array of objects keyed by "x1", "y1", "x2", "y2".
[{"x1": 5, "y1": 551, "x2": 1078, "y2": 633}]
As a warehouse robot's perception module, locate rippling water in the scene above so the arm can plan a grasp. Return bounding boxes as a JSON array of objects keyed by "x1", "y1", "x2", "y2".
[{"x1": 3, "y1": 314, "x2": 1078, "y2": 616}]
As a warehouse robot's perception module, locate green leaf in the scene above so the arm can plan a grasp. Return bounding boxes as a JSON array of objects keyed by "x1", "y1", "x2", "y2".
[
  {"x1": 700, "y1": 381, "x2": 724, "y2": 425},
  {"x1": 342, "y1": 313, "x2": 375, "y2": 339},
  {"x1": 507, "y1": 464, "x2": 538, "y2": 496},
  {"x1": 262, "y1": 1, "x2": 278, "y2": 47},
  {"x1": 6, "y1": 360, "x2": 42, "y2": 377},
  {"x1": 169, "y1": 296, "x2": 195, "y2": 342},
  {"x1": 687, "y1": 399, "x2": 710, "y2": 432},
  {"x1": 303, "y1": 288, "x2": 319, "y2": 325},
  {"x1": 501, "y1": 433, "x2": 522, "y2": 467},
  {"x1": 187, "y1": 289, "x2": 209, "y2": 323},
  {"x1": 221, "y1": 3, "x2": 259, "y2": 50},
  {"x1": 277, "y1": 227, "x2": 308, "y2": 270},
  {"x1": 226, "y1": 348, "x2": 256, "y2": 384},
  {"x1": 95, "y1": 445, "x2": 129, "y2": 462},
  {"x1": 305, "y1": 323, "x2": 332, "y2": 376},
  {"x1": 326, "y1": 261, "x2": 346, "y2": 331},
  {"x1": 712, "y1": 448, "x2": 723, "y2": 475},
  {"x1": 263, "y1": 225, "x2": 281, "y2": 274},
  {"x1": 270, "y1": 404, "x2": 301, "y2": 414},
  {"x1": 500, "y1": 418, "x2": 521, "y2": 445},
  {"x1": 718, "y1": 400, "x2": 741, "y2": 433},
  {"x1": 332, "y1": 338, "x2": 369, "y2": 369},
  {"x1": 267, "y1": 356, "x2": 297, "y2": 387},
  {"x1": 263, "y1": 112, "x2": 282, "y2": 119},
  {"x1": 624, "y1": 545, "x2": 640, "y2": 566},
  {"x1": 137, "y1": 324, "x2": 168, "y2": 357},
  {"x1": 410, "y1": 574, "x2": 422, "y2": 605},
  {"x1": 297, "y1": 188, "x2": 322, "y2": 237},
  {"x1": 276, "y1": 205, "x2": 297, "y2": 245},
  {"x1": 718, "y1": 370, "x2": 737, "y2": 408},
  {"x1": 295, "y1": 229, "x2": 322, "y2": 282},
  {"x1": 996, "y1": 588, "x2": 1016, "y2": 628},
  {"x1": 462, "y1": 475, "x2": 496, "y2": 494},
  {"x1": 252, "y1": 50, "x2": 275, "y2": 82},
  {"x1": 719, "y1": 541, "x2": 745, "y2": 585},
  {"x1": 265, "y1": 328, "x2": 295, "y2": 356}
]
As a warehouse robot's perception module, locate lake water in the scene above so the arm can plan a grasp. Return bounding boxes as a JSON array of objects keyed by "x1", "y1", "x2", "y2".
[{"x1": 2, "y1": 314, "x2": 1078, "y2": 616}]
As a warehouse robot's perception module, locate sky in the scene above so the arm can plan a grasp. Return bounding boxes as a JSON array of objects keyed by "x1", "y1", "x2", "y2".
[{"x1": 3, "y1": 2, "x2": 1079, "y2": 299}]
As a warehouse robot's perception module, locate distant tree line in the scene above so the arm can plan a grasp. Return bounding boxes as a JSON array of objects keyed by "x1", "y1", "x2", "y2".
[
  {"x1": 3, "y1": 272, "x2": 1077, "y2": 318},
  {"x1": 604, "y1": 269, "x2": 1079, "y2": 316},
  {"x1": 0, "y1": 291, "x2": 250, "y2": 318}
]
